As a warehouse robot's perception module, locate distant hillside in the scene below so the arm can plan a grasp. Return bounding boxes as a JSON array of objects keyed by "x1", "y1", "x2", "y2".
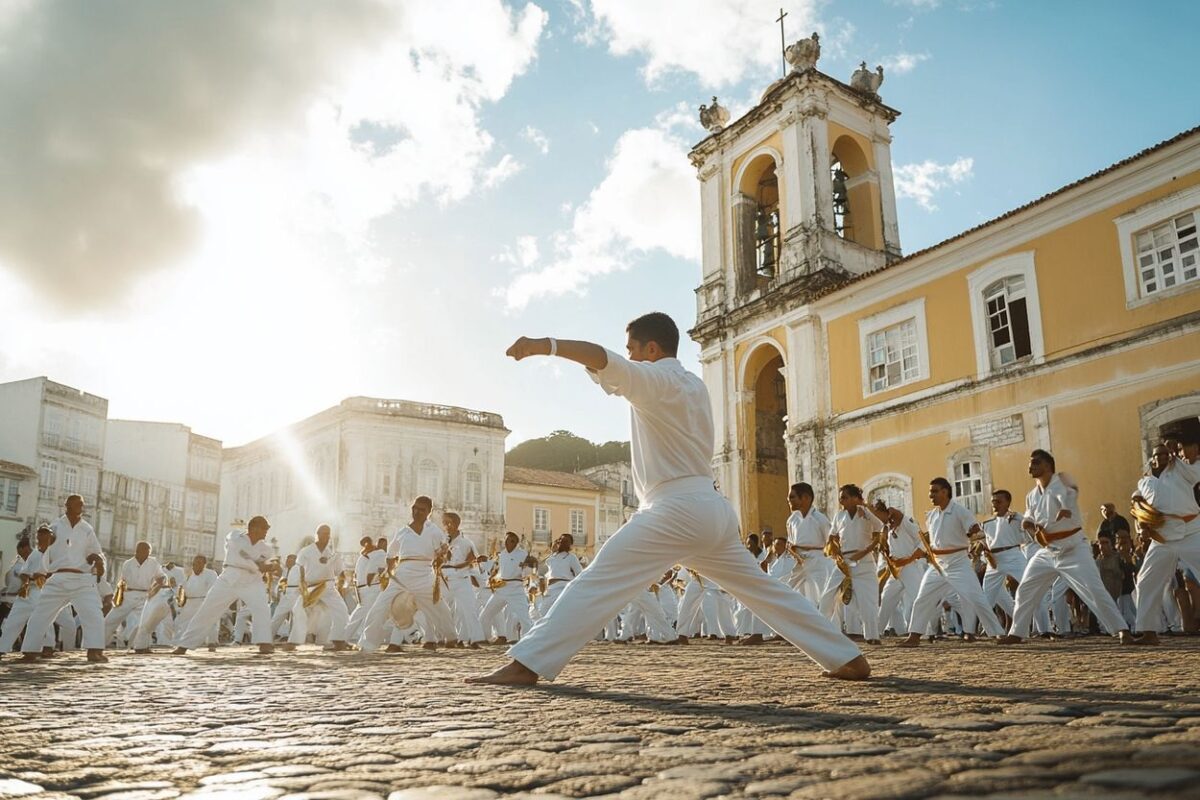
[{"x1": 506, "y1": 430, "x2": 630, "y2": 473}]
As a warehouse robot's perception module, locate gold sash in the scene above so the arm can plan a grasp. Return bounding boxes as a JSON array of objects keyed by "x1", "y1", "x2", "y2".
[{"x1": 823, "y1": 538, "x2": 854, "y2": 604}]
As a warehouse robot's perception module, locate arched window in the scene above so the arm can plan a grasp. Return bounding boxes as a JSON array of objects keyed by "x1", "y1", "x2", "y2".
[
  {"x1": 864, "y1": 473, "x2": 912, "y2": 517},
  {"x1": 464, "y1": 465, "x2": 482, "y2": 506},
  {"x1": 829, "y1": 135, "x2": 881, "y2": 250},
  {"x1": 754, "y1": 162, "x2": 781, "y2": 278},
  {"x1": 418, "y1": 459, "x2": 440, "y2": 500},
  {"x1": 733, "y1": 151, "x2": 783, "y2": 293},
  {"x1": 983, "y1": 275, "x2": 1032, "y2": 369},
  {"x1": 948, "y1": 447, "x2": 990, "y2": 515},
  {"x1": 831, "y1": 156, "x2": 852, "y2": 239}
]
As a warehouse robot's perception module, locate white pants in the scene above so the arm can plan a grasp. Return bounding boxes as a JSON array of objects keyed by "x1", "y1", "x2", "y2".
[
  {"x1": 909, "y1": 552, "x2": 1005, "y2": 637},
  {"x1": 840, "y1": 561, "x2": 881, "y2": 640},
  {"x1": 0, "y1": 593, "x2": 55, "y2": 651},
  {"x1": 675, "y1": 582, "x2": 704, "y2": 637},
  {"x1": 132, "y1": 592, "x2": 174, "y2": 649},
  {"x1": 878, "y1": 560, "x2": 925, "y2": 634},
  {"x1": 21, "y1": 573, "x2": 105, "y2": 652},
  {"x1": 177, "y1": 573, "x2": 272, "y2": 648},
  {"x1": 480, "y1": 583, "x2": 534, "y2": 641},
  {"x1": 444, "y1": 578, "x2": 485, "y2": 643},
  {"x1": 629, "y1": 589, "x2": 675, "y2": 642},
  {"x1": 357, "y1": 572, "x2": 456, "y2": 651},
  {"x1": 104, "y1": 592, "x2": 148, "y2": 646},
  {"x1": 1135, "y1": 533, "x2": 1200, "y2": 633},
  {"x1": 56, "y1": 605, "x2": 78, "y2": 650},
  {"x1": 1009, "y1": 537, "x2": 1129, "y2": 638},
  {"x1": 509, "y1": 478, "x2": 860, "y2": 680},
  {"x1": 345, "y1": 585, "x2": 379, "y2": 642},
  {"x1": 287, "y1": 584, "x2": 349, "y2": 644},
  {"x1": 175, "y1": 594, "x2": 218, "y2": 645},
  {"x1": 795, "y1": 554, "x2": 841, "y2": 621},
  {"x1": 271, "y1": 589, "x2": 299, "y2": 636},
  {"x1": 982, "y1": 548, "x2": 1028, "y2": 616}
]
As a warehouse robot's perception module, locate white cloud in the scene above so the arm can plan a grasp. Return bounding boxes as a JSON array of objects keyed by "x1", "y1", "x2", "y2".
[
  {"x1": 521, "y1": 125, "x2": 551, "y2": 154},
  {"x1": 894, "y1": 156, "x2": 974, "y2": 211},
  {"x1": 499, "y1": 114, "x2": 700, "y2": 310},
  {"x1": 584, "y1": 0, "x2": 821, "y2": 88},
  {"x1": 881, "y1": 51, "x2": 930, "y2": 74},
  {"x1": 497, "y1": 235, "x2": 540, "y2": 269},
  {"x1": 482, "y1": 154, "x2": 525, "y2": 189},
  {"x1": 0, "y1": 0, "x2": 547, "y2": 309}
]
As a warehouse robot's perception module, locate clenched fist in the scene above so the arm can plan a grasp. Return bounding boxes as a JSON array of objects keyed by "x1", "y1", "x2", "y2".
[{"x1": 506, "y1": 336, "x2": 548, "y2": 361}]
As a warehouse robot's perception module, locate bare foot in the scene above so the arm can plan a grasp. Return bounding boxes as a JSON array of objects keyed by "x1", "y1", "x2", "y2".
[
  {"x1": 19, "y1": 653, "x2": 41, "y2": 663},
  {"x1": 994, "y1": 635, "x2": 1024, "y2": 645},
  {"x1": 676, "y1": 635, "x2": 689, "y2": 645},
  {"x1": 328, "y1": 641, "x2": 352, "y2": 652},
  {"x1": 133, "y1": 648, "x2": 151, "y2": 654},
  {"x1": 278, "y1": 643, "x2": 297, "y2": 652},
  {"x1": 822, "y1": 655, "x2": 871, "y2": 680},
  {"x1": 422, "y1": 641, "x2": 438, "y2": 651},
  {"x1": 962, "y1": 634, "x2": 977, "y2": 643},
  {"x1": 737, "y1": 634, "x2": 766, "y2": 646},
  {"x1": 86, "y1": 649, "x2": 108, "y2": 663},
  {"x1": 896, "y1": 634, "x2": 922, "y2": 648},
  {"x1": 258, "y1": 643, "x2": 275, "y2": 654},
  {"x1": 465, "y1": 659, "x2": 539, "y2": 686},
  {"x1": 1132, "y1": 631, "x2": 1159, "y2": 646},
  {"x1": 468, "y1": 642, "x2": 482, "y2": 650},
  {"x1": 171, "y1": 647, "x2": 188, "y2": 655},
  {"x1": 385, "y1": 644, "x2": 404, "y2": 653}
]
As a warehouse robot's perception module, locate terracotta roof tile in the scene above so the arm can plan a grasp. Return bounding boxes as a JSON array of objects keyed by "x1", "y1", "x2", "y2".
[
  {"x1": 504, "y1": 466, "x2": 603, "y2": 492},
  {"x1": 0, "y1": 460, "x2": 37, "y2": 478}
]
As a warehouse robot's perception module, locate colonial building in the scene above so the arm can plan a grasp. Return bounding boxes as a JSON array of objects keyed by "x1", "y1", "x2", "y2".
[
  {"x1": 0, "y1": 460, "x2": 38, "y2": 551},
  {"x1": 502, "y1": 466, "x2": 603, "y2": 560},
  {"x1": 219, "y1": 397, "x2": 508, "y2": 559},
  {"x1": 577, "y1": 461, "x2": 638, "y2": 548},
  {"x1": 688, "y1": 36, "x2": 1200, "y2": 535},
  {"x1": 103, "y1": 421, "x2": 222, "y2": 564},
  {"x1": 0, "y1": 377, "x2": 107, "y2": 529}
]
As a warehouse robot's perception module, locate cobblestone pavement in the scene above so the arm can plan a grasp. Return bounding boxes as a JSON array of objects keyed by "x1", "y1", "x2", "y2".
[{"x1": 2, "y1": 638, "x2": 1200, "y2": 800}]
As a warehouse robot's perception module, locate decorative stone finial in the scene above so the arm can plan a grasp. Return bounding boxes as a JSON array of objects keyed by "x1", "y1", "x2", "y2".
[
  {"x1": 850, "y1": 61, "x2": 884, "y2": 96},
  {"x1": 698, "y1": 96, "x2": 730, "y2": 133},
  {"x1": 785, "y1": 32, "x2": 820, "y2": 72}
]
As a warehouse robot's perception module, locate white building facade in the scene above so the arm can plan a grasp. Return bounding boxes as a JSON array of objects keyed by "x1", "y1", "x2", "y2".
[
  {"x1": 577, "y1": 462, "x2": 638, "y2": 549},
  {"x1": 219, "y1": 397, "x2": 508, "y2": 559}
]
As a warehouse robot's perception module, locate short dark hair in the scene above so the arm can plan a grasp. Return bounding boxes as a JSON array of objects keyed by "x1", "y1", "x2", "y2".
[
  {"x1": 414, "y1": 495, "x2": 433, "y2": 508},
  {"x1": 747, "y1": 533, "x2": 760, "y2": 544},
  {"x1": 17, "y1": 536, "x2": 31, "y2": 550},
  {"x1": 1030, "y1": 449, "x2": 1055, "y2": 471},
  {"x1": 992, "y1": 489, "x2": 1012, "y2": 503},
  {"x1": 930, "y1": 477, "x2": 953, "y2": 496},
  {"x1": 1163, "y1": 418, "x2": 1200, "y2": 446},
  {"x1": 791, "y1": 482, "x2": 814, "y2": 499},
  {"x1": 626, "y1": 312, "x2": 679, "y2": 356},
  {"x1": 838, "y1": 484, "x2": 863, "y2": 500},
  {"x1": 872, "y1": 498, "x2": 889, "y2": 512}
]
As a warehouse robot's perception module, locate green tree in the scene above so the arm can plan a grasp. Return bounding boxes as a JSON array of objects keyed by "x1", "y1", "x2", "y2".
[{"x1": 507, "y1": 430, "x2": 630, "y2": 472}]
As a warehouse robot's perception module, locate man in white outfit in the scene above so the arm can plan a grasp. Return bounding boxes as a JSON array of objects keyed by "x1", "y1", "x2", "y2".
[
  {"x1": 441, "y1": 512, "x2": 485, "y2": 647},
  {"x1": 873, "y1": 500, "x2": 926, "y2": 637},
  {"x1": 998, "y1": 450, "x2": 1134, "y2": 645},
  {"x1": 282, "y1": 525, "x2": 351, "y2": 651},
  {"x1": 357, "y1": 496, "x2": 458, "y2": 652},
  {"x1": 345, "y1": 537, "x2": 387, "y2": 643},
  {"x1": 104, "y1": 540, "x2": 161, "y2": 648},
  {"x1": 17, "y1": 495, "x2": 108, "y2": 663},
  {"x1": 0, "y1": 528, "x2": 56, "y2": 657},
  {"x1": 785, "y1": 483, "x2": 838, "y2": 617},
  {"x1": 132, "y1": 560, "x2": 186, "y2": 652},
  {"x1": 542, "y1": 534, "x2": 583, "y2": 610},
  {"x1": 829, "y1": 485, "x2": 885, "y2": 644},
  {"x1": 1130, "y1": 442, "x2": 1200, "y2": 645},
  {"x1": 979, "y1": 490, "x2": 1029, "y2": 623},
  {"x1": 478, "y1": 532, "x2": 537, "y2": 643},
  {"x1": 468, "y1": 312, "x2": 867, "y2": 685},
  {"x1": 174, "y1": 555, "x2": 219, "y2": 649},
  {"x1": 173, "y1": 516, "x2": 278, "y2": 655},
  {"x1": 900, "y1": 478, "x2": 1006, "y2": 646},
  {"x1": 270, "y1": 554, "x2": 300, "y2": 639}
]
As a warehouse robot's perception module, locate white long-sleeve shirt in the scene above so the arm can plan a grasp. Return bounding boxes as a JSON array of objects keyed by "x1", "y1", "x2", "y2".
[
  {"x1": 118, "y1": 556, "x2": 162, "y2": 592},
  {"x1": 544, "y1": 551, "x2": 582, "y2": 581},
  {"x1": 221, "y1": 531, "x2": 272, "y2": 581},
  {"x1": 182, "y1": 567, "x2": 218, "y2": 599},
  {"x1": 495, "y1": 547, "x2": 530, "y2": 581},
  {"x1": 588, "y1": 350, "x2": 714, "y2": 503},
  {"x1": 296, "y1": 543, "x2": 343, "y2": 584},
  {"x1": 1138, "y1": 459, "x2": 1200, "y2": 541},
  {"x1": 1023, "y1": 474, "x2": 1082, "y2": 538}
]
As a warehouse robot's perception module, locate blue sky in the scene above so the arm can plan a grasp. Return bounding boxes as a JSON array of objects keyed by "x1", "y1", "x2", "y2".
[{"x1": 0, "y1": 0, "x2": 1196, "y2": 450}]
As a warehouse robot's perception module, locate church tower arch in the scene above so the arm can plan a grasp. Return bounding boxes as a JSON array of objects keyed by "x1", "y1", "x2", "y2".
[
  {"x1": 738, "y1": 338, "x2": 789, "y2": 536},
  {"x1": 732, "y1": 149, "x2": 785, "y2": 293},
  {"x1": 830, "y1": 134, "x2": 883, "y2": 251}
]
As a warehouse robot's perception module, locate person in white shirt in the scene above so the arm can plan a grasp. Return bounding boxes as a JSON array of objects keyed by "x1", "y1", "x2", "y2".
[
  {"x1": 345, "y1": 537, "x2": 388, "y2": 643},
  {"x1": 0, "y1": 537, "x2": 30, "y2": 623},
  {"x1": 130, "y1": 559, "x2": 185, "y2": 652},
  {"x1": 282, "y1": 525, "x2": 351, "y2": 651},
  {"x1": 440, "y1": 512, "x2": 485, "y2": 647},
  {"x1": 103, "y1": 541, "x2": 161, "y2": 648},
  {"x1": 356, "y1": 496, "x2": 458, "y2": 653},
  {"x1": 542, "y1": 534, "x2": 583, "y2": 610},
  {"x1": 479, "y1": 532, "x2": 538, "y2": 643},
  {"x1": 174, "y1": 555, "x2": 219, "y2": 649},
  {"x1": 468, "y1": 313, "x2": 866, "y2": 685},
  {"x1": 0, "y1": 530, "x2": 56, "y2": 657},
  {"x1": 1129, "y1": 443, "x2": 1200, "y2": 645},
  {"x1": 872, "y1": 501, "x2": 926, "y2": 637},
  {"x1": 998, "y1": 450, "x2": 1133, "y2": 645},
  {"x1": 900, "y1": 478, "x2": 1006, "y2": 647},
  {"x1": 979, "y1": 490, "x2": 1030, "y2": 623},
  {"x1": 270, "y1": 554, "x2": 300, "y2": 638},
  {"x1": 829, "y1": 484, "x2": 885, "y2": 644},
  {"x1": 785, "y1": 483, "x2": 839, "y2": 618},
  {"x1": 18, "y1": 495, "x2": 108, "y2": 663},
  {"x1": 173, "y1": 515, "x2": 279, "y2": 655}
]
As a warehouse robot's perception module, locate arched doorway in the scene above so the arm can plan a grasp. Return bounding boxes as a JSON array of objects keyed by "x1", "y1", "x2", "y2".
[{"x1": 740, "y1": 342, "x2": 789, "y2": 538}]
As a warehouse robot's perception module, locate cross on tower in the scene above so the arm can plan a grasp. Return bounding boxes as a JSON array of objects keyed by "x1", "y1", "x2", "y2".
[{"x1": 776, "y1": 7, "x2": 788, "y2": 77}]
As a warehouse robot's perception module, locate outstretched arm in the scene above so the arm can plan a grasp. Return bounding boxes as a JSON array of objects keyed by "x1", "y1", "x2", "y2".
[{"x1": 506, "y1": 337, "x2": 608, "y2": 372}]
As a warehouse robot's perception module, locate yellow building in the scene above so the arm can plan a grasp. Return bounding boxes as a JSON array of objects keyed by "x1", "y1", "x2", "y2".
[
  {"x1": 502, "y1": 466, "x2": 602, "y2": 560},
  {"x1": 688, "y1": 52, "x2": 1200, "y2": 537}
]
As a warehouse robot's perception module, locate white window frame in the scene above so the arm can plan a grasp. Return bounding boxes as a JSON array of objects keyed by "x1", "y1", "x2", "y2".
[
  {"x1": 858, "y1": 298, "x2": 930, "y2": 398},
  {"x1": 1116, "y1": 184, "x2": 1200, "y2": 308},
  {"x1": 862, "y1": 472, "x2": 913, "y2": 518},
  {"x1": 464, "y1": 465, "x2": 482, "y2": 507},
  {"x1": 533, "y1": 506, "x2": 550, "y2": 534},
  {"x1": 947, "y1": 447, "x2": 990, "y2": 517},
  {"x1": 966, "y1": 251, "x2": 1045, "y2": 379},
  {"x1": 417, "y1": 458, "x2": 440, "y2": 500},
  {"x1": 569, "y1": 508, "x2": 585, "y2": 540}
]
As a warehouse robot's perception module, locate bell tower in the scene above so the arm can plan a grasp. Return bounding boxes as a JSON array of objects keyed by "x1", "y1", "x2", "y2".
[{"x1": 688, "y1": 35, "x2": 902, "y2": 534}]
